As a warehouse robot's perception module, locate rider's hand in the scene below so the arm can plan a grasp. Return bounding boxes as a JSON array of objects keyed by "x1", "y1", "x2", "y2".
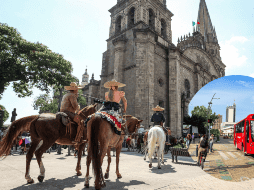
[
  {"x1": 78, "y1": 111, "x2": 81, "y2": 115},
  {"x1": 123, "y1": 110, "x2": 126, "y2": 113}
]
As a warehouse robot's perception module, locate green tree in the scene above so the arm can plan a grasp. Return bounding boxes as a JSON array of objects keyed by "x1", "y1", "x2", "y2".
[
  {"x1": 191, "y1": 105, "x2": 218, "y2": 127},
  {"x1": 210, "y1": 129, "x2": 220, "y2": 142},
  {"x1": 184, "y1": 105, "x2": 218, "y2": 134},
  {"x1": 0, "y1": 105, "x2": 10, "y2": 125},
  {"x1": 0, "y1": 23, "x2": 75, "y2": 99},
  {"x1": 33, "y1": 89, "x2": 86, "y2": 114}
]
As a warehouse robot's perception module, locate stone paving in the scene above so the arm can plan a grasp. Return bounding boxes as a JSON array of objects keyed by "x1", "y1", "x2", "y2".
[
  {"x1": 188, "y1": 138, "x2": 254, "y2": 183},
  {"x1": 0, "y1": 141, "x2": 254, "y2": 190}
]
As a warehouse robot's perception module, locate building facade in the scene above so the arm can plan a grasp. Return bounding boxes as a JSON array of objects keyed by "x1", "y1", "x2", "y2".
[
  {"x1": 221, "y1": 101, "x2": 236, "y2": 130},
  {"x1": 82, "y1": 0, "x2": 226, "y2": 137},
  {"x1": 213, "y1": 114, "x2": 222, "y2": 130}
]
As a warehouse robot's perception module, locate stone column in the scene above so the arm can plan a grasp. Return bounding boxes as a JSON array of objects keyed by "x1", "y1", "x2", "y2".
[
  {"x1": 133, "y1": 28, "x2": 155, "y2": 128},
  {"x1": 112, "y1": 35, "x2": 127, "y2": 83},
  {"x1": 168, "y1": 50, "x2": 182, "y2": 137}
]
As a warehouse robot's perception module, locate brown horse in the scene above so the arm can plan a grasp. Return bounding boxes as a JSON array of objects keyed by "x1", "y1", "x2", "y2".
[
  {"x1": 85, "y1": 114, "x2": 142, "y2": 189},
  {"x1": 0, "y1": 104, "x2": 97, "y2": 184}
]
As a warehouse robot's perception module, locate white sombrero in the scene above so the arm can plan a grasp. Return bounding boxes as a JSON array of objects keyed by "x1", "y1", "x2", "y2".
[
  {"x1": 64, "y1": 82, "x2": 84, "y2": 91},
  {"x1": 152, "y1": 105, "x2": 164, "y2": 111},
  {"x1": 104, "y1": 79, "x2": 126, "y2": 88}
]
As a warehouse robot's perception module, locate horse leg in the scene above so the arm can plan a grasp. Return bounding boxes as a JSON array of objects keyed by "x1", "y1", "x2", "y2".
[
  {"x1": 76, "y1": 143, "x2": 86, "y2": 176},
  {"x1": 25, "y1": 140, "x2": 40, "y2": 184},
  {"x1": 144, "y1": 146, "x2": 147, "y2": 160},
  {"x1": 34, "y1": 141, "x2": 54, "y2": 183},
  {"x1": 115, "y1": 146, "x2": 122, "y2": 179},
  {"x1": 104, "y1": 147, "x2": 111, "y2": 179},
  {"x1": 85, "y1": 149, "x2": 91, "y2": 188}
]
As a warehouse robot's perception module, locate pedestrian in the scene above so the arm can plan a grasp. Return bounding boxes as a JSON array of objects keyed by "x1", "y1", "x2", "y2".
[
  {"x1": 186, "y1": 134, "x2": 191, "y2": 149},
  {"x1": 192, "y1": 133, "x2": 195, "y2": 143},
  {"x1": 165, "y1": 129, "x2": 171, "y2": 153},
  {"x1": 198, "y1": 134, "x2": 201, "y2": 143},
  {"x1": 209, "y1": 134, "x2": 214, "y2": 152}
]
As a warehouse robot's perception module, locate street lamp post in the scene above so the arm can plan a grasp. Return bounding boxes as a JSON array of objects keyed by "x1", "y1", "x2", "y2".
[{"x1": 207, "y1": 93, "x2": 220, "y2": 142}]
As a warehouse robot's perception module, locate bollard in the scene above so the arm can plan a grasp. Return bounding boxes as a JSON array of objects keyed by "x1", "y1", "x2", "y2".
[{"x1": 196, "y1": 145, "x2": 198, "y2": 157}]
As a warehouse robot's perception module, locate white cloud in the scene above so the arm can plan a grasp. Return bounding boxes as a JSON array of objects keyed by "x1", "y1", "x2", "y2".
[
  {"x1": 249, "y1": 73, "x2": 254, "y2": 78},
  {"x1": 236, "y1": 80, "x2": 254, "y2": 88},
  {"x1": 220, "y1": 36, "x2": 248, "y2": 69}
]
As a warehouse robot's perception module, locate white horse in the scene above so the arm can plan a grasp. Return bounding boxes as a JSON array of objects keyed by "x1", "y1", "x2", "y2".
[
  {"x1": 130, "y1": 138, "x2": 136, "y2": 151},
  {"x1": 147, "y1": 126, "x2": 166, "y2": 169}
]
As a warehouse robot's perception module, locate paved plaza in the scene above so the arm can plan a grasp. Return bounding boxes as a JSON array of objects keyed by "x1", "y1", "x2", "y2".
[{"x1": 1, "y1": 141, "x2": 254, "y2": 190}]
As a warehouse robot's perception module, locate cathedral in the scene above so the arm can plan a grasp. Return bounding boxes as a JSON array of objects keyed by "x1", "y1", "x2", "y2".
[{"x1": 82, "y1": 0, "x2": 226, "y2": 137}]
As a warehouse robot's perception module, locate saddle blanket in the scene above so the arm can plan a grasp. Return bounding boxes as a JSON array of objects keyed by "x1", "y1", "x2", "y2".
[{"x1": 84, "y1": 111, "x2": 122, "y2": 135}]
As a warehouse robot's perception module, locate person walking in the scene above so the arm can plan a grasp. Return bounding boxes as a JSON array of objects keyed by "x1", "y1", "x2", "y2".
[
  {"x1": 198, "y1": 134, "x2": 201, "y2": 143},
  {"x1": 192, "y1": 133, "x2": 195, "y2": 143},
  {"x1": 186, "y1": 134, "x2": 191, "y2": 149},
  {"x1": 209, "y1": 134, "x2": 214, "y2": 152}
]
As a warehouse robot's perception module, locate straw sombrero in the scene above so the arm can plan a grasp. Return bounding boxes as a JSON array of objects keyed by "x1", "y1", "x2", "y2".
[
  {"x1": 104, "y1": 79, "x2": 126, "y2": 88},
  {"x1": 152, "y1": 105, "x2": 164, "y2": 111},
  {"x1": 64, "y1": 82, "x2": 84, "y2": 91}
]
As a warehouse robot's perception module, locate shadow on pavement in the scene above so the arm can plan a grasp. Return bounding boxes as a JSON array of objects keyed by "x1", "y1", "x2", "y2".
[
  {"x1": 11, "y1": 175, "x2": 85, "y2": 190},
  {"x1": 56, "y1": 157, "x2": 66, "y2": 160},
  {"x1": 102, "y1": 179, "x2": 147, "y2": 190},
  {"x1": 172, "y1": 162, "x2": 198, "y2": 166},
  {"x1": 149, "y1": 164, "x2": 176, "y2": 174}
]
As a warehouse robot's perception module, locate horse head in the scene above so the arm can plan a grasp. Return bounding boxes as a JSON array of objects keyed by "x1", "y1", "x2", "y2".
[
  {"x1": 78, "y1": 103, "x2": 97, "y2": 120},
  {"x1": 125, "y1": 116, "x2": 143, "y2": 135}
]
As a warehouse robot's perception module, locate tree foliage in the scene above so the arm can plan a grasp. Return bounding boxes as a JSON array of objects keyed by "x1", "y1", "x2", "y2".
[
  {"x1": 0, "y1": 23, "x2": 75, "y2": 99},
  {"x1": 184, "y1": 105, "x2": 219, "y2": 134},
  {"x1": 33, "y1": 89, "x2": 86, "y2": 114},
  {"x1": 0, "y1": 105, "x2": 10, "y2": 125}
]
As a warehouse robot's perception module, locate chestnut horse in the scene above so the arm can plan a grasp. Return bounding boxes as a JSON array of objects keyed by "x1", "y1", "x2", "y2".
[
  {"x1": 0, "y1": 104, "x2": 97, "y2": 184},
  {"x1": 85, "y1": 115, "x2": 142, "y2": 189}
]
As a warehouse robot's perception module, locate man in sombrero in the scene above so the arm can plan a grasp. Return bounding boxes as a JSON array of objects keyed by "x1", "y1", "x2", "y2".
[
  {"x1": 100, "y1": 79, "x2": 127, "y2": 115},
  {"x1": 60, "y1": 82, "x2": 84, "y2": 144},
  {"x1": 151, "y1": 105, "x2": 167, "y2": 134}
]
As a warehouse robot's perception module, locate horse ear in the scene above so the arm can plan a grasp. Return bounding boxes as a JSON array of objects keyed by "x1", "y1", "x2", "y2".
[
  {"x1": 94, "y1": 103, "x2": 98, "y2": 107},
  {"x1": 138, "y1": 120, "x2": 143, "y2": 123}
]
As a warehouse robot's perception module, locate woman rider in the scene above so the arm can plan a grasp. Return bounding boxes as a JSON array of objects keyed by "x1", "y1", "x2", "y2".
[{"x1": 100, "y1": 79, "x2": 127, "y2": 115}]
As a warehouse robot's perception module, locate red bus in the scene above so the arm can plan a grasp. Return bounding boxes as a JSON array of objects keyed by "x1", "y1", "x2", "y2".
[{"x1": 234, "y1": 114, "x2": 254, "y2": 155}]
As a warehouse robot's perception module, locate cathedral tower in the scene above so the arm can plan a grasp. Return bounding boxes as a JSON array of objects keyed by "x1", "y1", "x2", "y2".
[
  {"x1": 82, "y1": 0, "x2": 226, "y2": 137},
  {"x1": 81, "y1": 66, "x2": 89, "y2": 87}
]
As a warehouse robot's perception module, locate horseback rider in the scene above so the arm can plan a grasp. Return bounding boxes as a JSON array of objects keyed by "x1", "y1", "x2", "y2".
[
  {"x1": 100, "y1": 79, "x2": 127, "y2": 116},
  {"x1": 60, "y1": 82, "x2": 84, "y2": 144},
  {"x1": 151, "y1": 105, "x2": 168, "y2": 134}
]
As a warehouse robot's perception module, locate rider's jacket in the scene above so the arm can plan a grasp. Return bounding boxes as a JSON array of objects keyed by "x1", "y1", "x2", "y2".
[
  {"x1": 151, "y1": 112, "x2": 165, "y2": 125},
  {"x1": 60, "y1": 92, "x2": 80, "y2": 114}
]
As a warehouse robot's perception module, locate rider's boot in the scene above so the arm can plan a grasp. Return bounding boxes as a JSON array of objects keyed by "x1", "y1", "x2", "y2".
[{"x1": 72, "y1": 121, "x2": 84, "y2": 145}]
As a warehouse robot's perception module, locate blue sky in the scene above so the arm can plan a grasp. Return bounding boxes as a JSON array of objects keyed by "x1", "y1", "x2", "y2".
[
  {"x1": 189, "y1": 75, "x2": 254, "y2": 123},
  {"x1": 0, "y1": 0, "x2": 254, "y2": 125}
]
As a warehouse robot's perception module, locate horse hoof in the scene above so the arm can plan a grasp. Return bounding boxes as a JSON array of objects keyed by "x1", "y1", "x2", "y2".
[
  {"x1": 77, "y1": 172, "x2": 82, "y2": 176},
  {"x1": 144, "y1": 158, "x2": 146, "y2": 160},
  {"x1": 38, "y1": 175, "x2": 44, "y2": 183},
  {"x1": 162, "y1": 162, "x2": 164, "y2": 164},
  {"x1": 117, "y1": 174, "x2": 122, "y2": 179},
  {"x1": 84, "y1": 183, "x2": 89, "y2": 188},
  {"x1": 102, "y1": 182, "x2": 106, "y2": 187},
  {"x1": 158, "y1": 166, "x2": 161, "y2": 169},
  {"x1": 104, "y1": 173, "x2": 109, "y2": 179},
  {"x1": 149, "y1": 164, "x2": 152, "y2": 168},
  {"x1": 27, "y1": 179, "x2": 34, "y2": 184}
]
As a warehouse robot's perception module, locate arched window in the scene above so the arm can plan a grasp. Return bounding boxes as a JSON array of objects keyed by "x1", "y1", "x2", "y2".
[
  {"x1": 184, "y1": 79, "x2": 190, "y2": 98},
  {"x1": 128, "y1": 7, "x2": 135, "y2": 28},
  {"x1": 115, "y1": 16, "x2": 122, "y2": 34},
  {"x1": 161, "y1": 19, "x2": 167, "y2": 39},
  {"x1": 148, "y1": 9, "x2": 155, "y2": 29}
]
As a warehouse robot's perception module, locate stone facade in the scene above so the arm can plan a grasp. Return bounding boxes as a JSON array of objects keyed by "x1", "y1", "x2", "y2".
[{"x1": 82, "y1": 0, "x2": 226, "y2": 137}]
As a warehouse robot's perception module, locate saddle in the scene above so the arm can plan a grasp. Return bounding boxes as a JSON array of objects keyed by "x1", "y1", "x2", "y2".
[{"x1": 56, "y1": 112, "x2": 76, "y2": 137}]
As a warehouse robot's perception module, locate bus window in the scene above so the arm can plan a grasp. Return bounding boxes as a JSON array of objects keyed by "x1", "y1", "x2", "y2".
[
  {"x1": 246, "y1": 121, "x2": 249, "y2": 143},
  {"x1": 251, "y1": 121, "x2": 254, "y2": 140}
]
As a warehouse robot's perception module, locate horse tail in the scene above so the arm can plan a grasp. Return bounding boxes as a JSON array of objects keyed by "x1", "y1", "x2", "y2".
[
  {"x1": 148, "y1": 128, "x2": 157, "y2": 159},
  {"x1": 88, "y1": 115, "x2": 104, "y2": 187},
  {"x1": 0, "y1": 115, "x2": 38, "y2": 157}
]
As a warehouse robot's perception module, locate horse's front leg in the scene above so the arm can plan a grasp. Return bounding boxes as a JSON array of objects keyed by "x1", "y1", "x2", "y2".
[
  {"x1": 104, "y1": 147, "x2": 111, "y2": 179},
  {"x1": 115, "y1": 146, "x2": 122, "y2": 178},
  {"x1": 25, "y1": 140, "x2": 40, "y2": 184},
  {"x1": 84, "y1": 149, "x2": 91, "y2": 188},
  {"x1": 76, "y1": 143, "x2": 86, "y2": 176}
]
